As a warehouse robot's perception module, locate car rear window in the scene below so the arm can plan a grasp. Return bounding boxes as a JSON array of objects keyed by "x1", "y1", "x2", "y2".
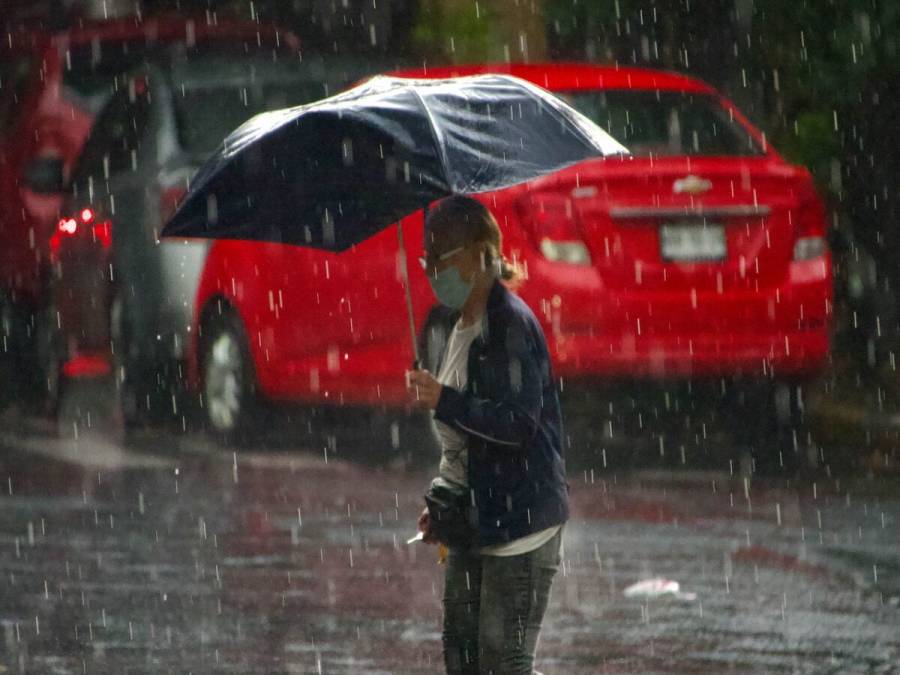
[
  {"x1": 173, "y1": 81, "x2": 327, "y2": 156},
  {"x1": 63, "y1": 40, "x2": 155, "y2": 113},
  {"x1": 166, "y1": 43, "x2": 354, "y2": 157},
  {"x1": 561, "y1": 90, "x2": 765, "y2": 157},
  {"x1": 73, "y1": 77, "x2": 153, "y2": 186}
]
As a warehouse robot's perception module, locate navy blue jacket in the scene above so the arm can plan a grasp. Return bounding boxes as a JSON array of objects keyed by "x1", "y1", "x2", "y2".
[{"x1": 433, "y1": 280, "x2": 570, "y2": 547}]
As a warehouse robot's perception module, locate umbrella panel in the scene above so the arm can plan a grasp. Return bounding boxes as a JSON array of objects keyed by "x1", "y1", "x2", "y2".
[
  {"x1": 172, "y1": 112, "x2": 447, "y2": 251},
  {"x1": 163, "y1": 75, "x2": 624, "y2": 250},
  {"x1": 421, "y1": 80, "x2": 612, "y2": 194}
]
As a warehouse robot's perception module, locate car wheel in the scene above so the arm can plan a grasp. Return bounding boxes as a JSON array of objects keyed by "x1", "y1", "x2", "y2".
[
  {"x1": 1, "y1": 293, "x2": 55, "y2": 414},
  {"x1": 201, "y1": 309, "x2": 259, "y2": 442},
  {"x1": 768, "y1": 381, "x2": 819, "y2": 475},
  {"x1": 111, "y1": 291, "x2": 163, "y2": 429},
  {"x1": 727, "y1": 380, "x2": 815, "y2": 477},
  {"x1": 34, "y1": 303, "x2": 63, "y2": 416},
  {"x1": 0, "y1": 293, "x2": 17, "y2": 413}
]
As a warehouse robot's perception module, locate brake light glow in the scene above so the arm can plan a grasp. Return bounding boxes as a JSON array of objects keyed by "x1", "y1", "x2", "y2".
[
  {"x1": 50, "y1": 210, "x2": 111, "y2": 256},
  {"x1": 58, "y1": 218, "x2": 78, "y2": 235},
  {"x1": 50, "y1": 218, "x2": 78, "y2": 256}
]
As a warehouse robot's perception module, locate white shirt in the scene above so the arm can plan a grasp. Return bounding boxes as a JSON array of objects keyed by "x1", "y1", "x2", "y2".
[
  {"x1": 434, "y1": 316, "x2": 482, "y2": 490},
  {"x1": 433, "y1": 314, "x2": 561, "y2": 557}
]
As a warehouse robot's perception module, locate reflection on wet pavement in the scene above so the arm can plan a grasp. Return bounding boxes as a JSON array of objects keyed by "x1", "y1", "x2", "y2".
[{"x1": 0, "y1": 423, "x2": 898, "y2": 673}]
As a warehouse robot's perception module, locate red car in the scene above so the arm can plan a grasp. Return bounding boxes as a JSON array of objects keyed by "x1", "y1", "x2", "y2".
[
  {"x1": 185, "y1": 63, "x2": 831, "y2": 455},
  {"x1": 43, "y1": 21, "x2": 376, "y2": 430},
  {"x1": 0, "y1": 15, "x2": 303, "y2": 406}
]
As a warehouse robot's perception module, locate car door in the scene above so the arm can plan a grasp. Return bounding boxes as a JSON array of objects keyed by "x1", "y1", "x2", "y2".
[{"x1": 261, "y1": 128, "x2": 422, "y2": 405}]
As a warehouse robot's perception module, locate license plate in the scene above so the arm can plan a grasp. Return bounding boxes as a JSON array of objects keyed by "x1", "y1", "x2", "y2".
[{"x1": 660, "y1": 223, "x2": 726, "y2": 262}]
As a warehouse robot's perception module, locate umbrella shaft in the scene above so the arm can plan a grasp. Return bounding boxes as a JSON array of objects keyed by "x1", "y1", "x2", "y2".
[{"x1": 397, "y1": 221, "x2": 421, "y2": 368}]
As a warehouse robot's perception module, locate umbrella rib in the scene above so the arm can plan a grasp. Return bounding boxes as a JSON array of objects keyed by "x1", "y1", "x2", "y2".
[{"x1": 408, "y1": 87, "x2": 453, "y2": 192}]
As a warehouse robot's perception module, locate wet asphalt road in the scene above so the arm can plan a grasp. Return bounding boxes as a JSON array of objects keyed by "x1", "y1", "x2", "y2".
[{"x1": 0, "y1": 410, "x2": 899, "y2": 674}]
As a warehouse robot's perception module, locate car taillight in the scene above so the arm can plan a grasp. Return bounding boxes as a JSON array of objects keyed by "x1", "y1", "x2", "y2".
[
  {"x1": 793, "y1": 237, "x2": 827, "y2": 261},
  {"x1": 50, "y1": 217, "x2": 79, "y2": 255},
  {"x1": 50, "y1": 208, "x2": 111, "y2": 256},
  {"x1": 58, "y1": 217, "x2": 78, "y2": 234},
  {"x1": 791, "y1": 196, "x2": 828, "y2": 262},
  {"x1": 518, "y1": 195, "x2": 591, "y2": 266}
]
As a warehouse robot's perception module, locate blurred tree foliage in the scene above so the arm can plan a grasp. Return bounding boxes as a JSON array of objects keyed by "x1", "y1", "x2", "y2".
[
  {"x1": 410, "y1": 0, "x2": 547, "y2": 64},
  {"x1": 539, "y1": 0, "x2": 873, "y2": 189}
]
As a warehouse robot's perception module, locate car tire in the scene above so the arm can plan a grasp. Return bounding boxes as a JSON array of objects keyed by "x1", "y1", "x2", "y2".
[
  {"x1": 110, "y1": 291, "x2": 170, "y2": 430},
  {"x1": 0, "y1": 292, "x2": 17, "y2": 413},
  {"x1": 200, "y1": 309, "x2": 260, "y2": 444},
  {"x1": 1, "y1": 292, "x2": 55, "y2": 415},
  {"x1": 33, "y1": 302, "x2": 63, "y2": 417},
  {"x1": 727, "y1": 380, "x2": 815, "y2": 477}
]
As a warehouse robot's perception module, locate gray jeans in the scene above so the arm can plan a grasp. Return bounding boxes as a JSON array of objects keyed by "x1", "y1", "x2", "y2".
[{"x1": 442, "y1": 527, "x2": 563, "y2": 674}]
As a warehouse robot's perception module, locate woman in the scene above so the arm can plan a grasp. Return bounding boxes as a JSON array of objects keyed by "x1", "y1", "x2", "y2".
[{"x1": 407, "y1": 195, "x2": 570, "y2": 675}]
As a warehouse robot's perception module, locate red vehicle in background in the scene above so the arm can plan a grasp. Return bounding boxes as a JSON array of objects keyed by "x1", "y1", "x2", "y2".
[
  {"x1": 184, "y1": 63, "x2": 831, "y2": 467},
  {"x1": 40, "y1": 19, "x2": 377, "y2": 433},
  {"x1": 44, "y1": 59, "x2": 831, "y2": 469},
  {"x1": 0, "y1": 15, "x2": 304, "y2": 408}
]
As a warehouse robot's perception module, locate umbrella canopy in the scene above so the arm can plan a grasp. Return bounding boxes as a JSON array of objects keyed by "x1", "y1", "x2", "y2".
[{"x1": 161, "y1": 74, "x2": 626, "y2": 249}]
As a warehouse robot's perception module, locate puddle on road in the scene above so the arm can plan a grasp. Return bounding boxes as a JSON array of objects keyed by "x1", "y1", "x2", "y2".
[{"x1": 0, "y1": 421, "x2": 897, "y2": 672}]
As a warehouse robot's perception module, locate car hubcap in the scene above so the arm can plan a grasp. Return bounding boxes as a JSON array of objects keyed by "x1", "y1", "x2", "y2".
[{"x1": 206, "y1": 331, "x2": 243, "y2": 432}]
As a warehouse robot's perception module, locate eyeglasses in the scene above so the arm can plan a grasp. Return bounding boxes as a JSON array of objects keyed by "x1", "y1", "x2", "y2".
[{"x1": 418, "y1": 245, "x2": 465, "y2": 270}]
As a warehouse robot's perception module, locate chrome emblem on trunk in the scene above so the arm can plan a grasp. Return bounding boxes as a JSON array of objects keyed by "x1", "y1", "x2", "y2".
[{"x1": 673, "y1": 175, "x2": 712, "y2": 194}]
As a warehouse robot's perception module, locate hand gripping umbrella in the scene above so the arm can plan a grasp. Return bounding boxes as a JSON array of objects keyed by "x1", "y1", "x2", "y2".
[{"x1": 161, "y1": 74, "x2": 626, "y2": 364}]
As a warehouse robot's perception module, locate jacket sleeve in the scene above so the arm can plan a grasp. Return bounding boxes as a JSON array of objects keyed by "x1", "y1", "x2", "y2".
[{"x1": 433, "y1": 317, "x2": 546, "y2": 449}]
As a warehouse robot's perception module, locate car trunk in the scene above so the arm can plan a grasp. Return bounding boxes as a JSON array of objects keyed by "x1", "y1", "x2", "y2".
[
  {"x1": 583, "y1": 157, "x2": 806, "y2": 287},
  {"x1": 521, "y1": 156, "x2": 817, "y2": 334}
]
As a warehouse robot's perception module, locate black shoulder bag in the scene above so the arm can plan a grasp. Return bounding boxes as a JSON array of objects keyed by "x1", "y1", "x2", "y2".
[{"x1": 424, "y1": 479, "x2": 477, "y2": 550}]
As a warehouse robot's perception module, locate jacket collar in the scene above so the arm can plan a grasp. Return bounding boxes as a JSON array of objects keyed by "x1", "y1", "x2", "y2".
[
  {"x1": 433, "y1": 280, "x2": 509, "y2": 381},
  {"x1": 476, "y1": 278, "x2": 510, "y2": 346},
  {"x1": 486, "y1": 277, "x2": 508, "y2": 312}
]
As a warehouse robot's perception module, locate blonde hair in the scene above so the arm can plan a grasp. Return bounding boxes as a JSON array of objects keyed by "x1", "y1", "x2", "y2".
[{"x1": 424, "y1": 195, "x2": 522, "y2": 282}]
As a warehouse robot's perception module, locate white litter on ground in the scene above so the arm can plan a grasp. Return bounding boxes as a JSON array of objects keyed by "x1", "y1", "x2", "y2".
[{"x1": 623, "y1": 578, "x2": 697, "y2": 601}]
